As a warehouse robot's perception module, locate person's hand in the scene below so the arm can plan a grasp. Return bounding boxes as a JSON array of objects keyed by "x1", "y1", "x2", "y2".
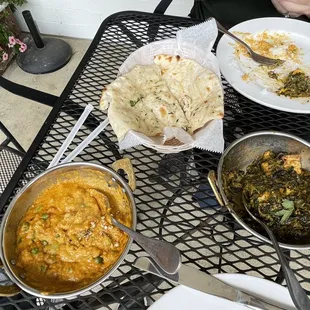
[{"x1": 271, "y1": 0, "x2": 310, "y2": 17}]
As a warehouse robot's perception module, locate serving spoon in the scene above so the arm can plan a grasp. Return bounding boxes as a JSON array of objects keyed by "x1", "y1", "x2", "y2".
[
  {"x1": 112, "y1": 217, "x2": 181, "y2": 275},
  {"x1": 96, "y1": 190, "x2": 181, "y2": 275},
  {"x1": 242, "y1": 193, "x2": 310, "y2": 310},
  {"x1": 216, "y1": 20, "x2": 285, "y2": 66}
]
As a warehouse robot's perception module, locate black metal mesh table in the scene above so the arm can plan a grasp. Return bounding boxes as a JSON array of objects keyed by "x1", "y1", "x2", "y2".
[{"x1": 1, "y1": 10, "x2": 310, "y2": 310}]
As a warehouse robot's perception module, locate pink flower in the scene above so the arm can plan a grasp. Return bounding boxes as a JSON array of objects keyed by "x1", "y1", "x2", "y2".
[
  {"x1": 15, "y1": 39, "x2": 22, "y2": 44},
  {"x1": 19, "y1": 43, "x2": 27, "y2": 53},
  {"x1": 2, "y1": 53, "x2": 8, "y2": 61},
  {"x1": 8, "y1": 36, "x2": 16, "y2": 46},
  {"x1": 8, "y1": 43, "x2": 14, "y2": 48}
]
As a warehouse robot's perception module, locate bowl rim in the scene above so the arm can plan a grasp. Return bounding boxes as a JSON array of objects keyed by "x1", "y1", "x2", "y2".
[
  {"x1": 217, "y1": 130, "x2": 310, "y2": 250},
  {"x1": 0, "y1": 161, "x2": 137, "y2": 299}
]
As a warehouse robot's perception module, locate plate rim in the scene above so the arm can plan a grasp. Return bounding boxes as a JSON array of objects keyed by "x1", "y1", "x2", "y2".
[{"x1": 148, "y1": 273, "x2": 295, "y2": 310}]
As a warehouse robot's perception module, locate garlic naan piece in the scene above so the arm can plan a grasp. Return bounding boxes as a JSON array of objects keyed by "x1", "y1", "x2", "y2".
[
  {"x1": 100, "y1": 64, "x2": 187, "y2": 140},
  {"x1": 100, "y1": 55, "x2": 224, "y2": 141},
  {"x1": 154, "y1": 54, "x2": 224, "y2": 134}
]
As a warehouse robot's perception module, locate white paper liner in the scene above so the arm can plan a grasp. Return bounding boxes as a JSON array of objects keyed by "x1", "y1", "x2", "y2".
[{"x1": 116, "y1": 18, "x2": 224, "y2": 153}]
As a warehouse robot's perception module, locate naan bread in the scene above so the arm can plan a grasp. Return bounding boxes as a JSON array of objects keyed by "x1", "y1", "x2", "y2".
[
  {"x1": 100, "y1": 65, "x2": 187, "y2": 140},
  {"x1": 154, "y1": 55, "x2": 224, "y2": 134},
  {"x1": 100, "y1": 55, "x2": 224, "y2": 141}
]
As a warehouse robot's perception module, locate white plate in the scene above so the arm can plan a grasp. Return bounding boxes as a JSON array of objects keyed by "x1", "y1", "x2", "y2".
[
  {"x1": 217, "y1": 18, "x2": 310, "y2": 113},
  {"x1": 148, "y1": 273, "x2": 296, "y2": 310}
]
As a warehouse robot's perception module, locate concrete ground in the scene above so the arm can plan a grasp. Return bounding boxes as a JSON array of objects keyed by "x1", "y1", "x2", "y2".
[{"x1": 0, "y1": 36, "x2": 91, "y2": 150}]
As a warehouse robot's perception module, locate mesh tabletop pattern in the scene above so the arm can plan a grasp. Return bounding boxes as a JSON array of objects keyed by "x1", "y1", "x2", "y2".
[
  {"x1": 0, "y1": 148, "x2": 23, "y2": 195},
  {"x1": 2, "y1": 11, "x2": 310, "y2": 310}
]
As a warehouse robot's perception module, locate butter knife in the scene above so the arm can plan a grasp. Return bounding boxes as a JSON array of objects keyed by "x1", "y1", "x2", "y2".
[{"x1": 134, "y1": 256, "x2": 293, "y2": 310}]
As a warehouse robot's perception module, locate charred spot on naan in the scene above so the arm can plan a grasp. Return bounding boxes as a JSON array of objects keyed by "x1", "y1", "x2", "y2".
[
  {"x1": 100, "y1": 86, "x2": 109, "y2": 110},
  {"x1": 164, "y1": 138, "x2": 183, "y2": 146},
  {"x1": 192, "y1": 120, "x2": 213, "y2": 134},
  {"x1": 154, "y1": 54, "x2": 182, "y2": 68},
  {"x1": 160, "y1": 106, "x2": 167, "y2": 117}
]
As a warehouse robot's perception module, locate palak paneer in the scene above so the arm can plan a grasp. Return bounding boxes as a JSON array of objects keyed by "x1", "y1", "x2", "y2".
[{"x1": 223, "y1": 151, "x2": 310, "y2": 244}]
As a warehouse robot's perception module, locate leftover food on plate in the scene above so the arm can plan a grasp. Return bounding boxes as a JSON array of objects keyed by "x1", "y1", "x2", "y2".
[
  {"x1": 233, "y1": 31, "x2": 310, "y2": 100},
  {"x1": 15, "y1": 169, "x2": 131, "y2": 293},
  {"x1": 277, "y1": 69, "x2": 310, "y2": 98},
  {"x1": 100, "y1": 54, "x2": 224, "y2": 141},
  {"x1": 223, "y1": 151, "x2": 310, "y2": 244}
]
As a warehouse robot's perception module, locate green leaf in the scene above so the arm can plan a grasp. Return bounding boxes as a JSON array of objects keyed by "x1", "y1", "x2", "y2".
[
  {"x1": 274, "y1": 210, "x2": 287, "y2": 216},
  {"x1": 282, "y1": 199, "x2": 294, "y2": 210},
  {"x1": 274, "y1": 199, "x2": 295, "y2": 224},
  {"x1": 280, "y1": 209, "x2": 294, "y2": 225},
  {"x1": 0, "y1": 0, "x2": 27, "y2": 6}
]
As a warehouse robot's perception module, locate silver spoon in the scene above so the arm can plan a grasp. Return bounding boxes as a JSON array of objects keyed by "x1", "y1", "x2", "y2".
[
  {"x1": 242, "y1": 193, "x2": 310, "y2": 310},
  {"x1": 216, "y1": 20, "x2": 284, "y2": 66},
  {"x1": 95, "y1": 189, "x2": 181, "y2": 275},
  {"x1": 112, "y1": 217, "x2": 181, "y2": 275}
]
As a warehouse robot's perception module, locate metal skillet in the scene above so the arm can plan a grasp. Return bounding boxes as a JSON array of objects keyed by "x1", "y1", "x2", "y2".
[
  {"x1": 208, "y1": 130, "x2": 310, "y2": 250},
  {"x1": 208, "y1": 131, "x2": 310, "y2": 309}
]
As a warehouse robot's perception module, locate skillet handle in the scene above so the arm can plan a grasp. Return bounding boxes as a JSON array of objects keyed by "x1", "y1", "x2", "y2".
[
  {"x1": 112, "y1": 158, "x2": 136, "y2": 191},
  {"x1": 0, "y1": 260, "x2": 21, "y2": 297},
  {"x1": 207, "y1": 170, "x2": 224, "y2": 207}
]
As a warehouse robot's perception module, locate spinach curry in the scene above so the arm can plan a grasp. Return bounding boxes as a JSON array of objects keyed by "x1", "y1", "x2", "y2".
[
  {"x1": 277, "y1": 69, "x2": 310, "y2": 98},
  {"x1": 223, "y1": 151, "x2": 310, "y2": 244}
]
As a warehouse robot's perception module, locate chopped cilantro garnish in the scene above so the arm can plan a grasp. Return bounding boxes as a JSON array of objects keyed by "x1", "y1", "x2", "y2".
[
  {"x1": 41, "y1": 214, "x2": 49, "y2": 220},
  {"x1": 129, "y1": 96, "x2": 144, "y2": 107}
]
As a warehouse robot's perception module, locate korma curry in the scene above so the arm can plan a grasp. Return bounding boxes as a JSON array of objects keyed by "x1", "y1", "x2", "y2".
[{"x1": 15, "y1": 169, "x2": 132, "y2": 293}]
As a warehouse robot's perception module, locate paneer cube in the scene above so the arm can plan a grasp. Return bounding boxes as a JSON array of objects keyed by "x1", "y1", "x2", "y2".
[{"x1": 282, "y1": 154, "x2": 301, "y2": 174}]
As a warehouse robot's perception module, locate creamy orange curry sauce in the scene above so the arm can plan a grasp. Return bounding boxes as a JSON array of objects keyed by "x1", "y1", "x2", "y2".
[{"x1": 16, "y1": 169, "x2": 132, "y2": 293}]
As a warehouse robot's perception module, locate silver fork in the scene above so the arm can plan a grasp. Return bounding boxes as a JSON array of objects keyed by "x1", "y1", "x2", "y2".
[{"x1": 216, "y1": 20, "x2": 285, "y2": 66}]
